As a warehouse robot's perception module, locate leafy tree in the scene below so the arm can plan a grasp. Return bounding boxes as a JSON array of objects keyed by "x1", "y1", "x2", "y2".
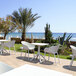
[
  {"x1": 9, "y1": 8, "x2": 40, "y2": 41},
  {"x1": 45, "y1": 23, "x2": 52, "y2": 44},
  {"x1": 0, "y1": 17, "x2": 16, "y2": 39}
]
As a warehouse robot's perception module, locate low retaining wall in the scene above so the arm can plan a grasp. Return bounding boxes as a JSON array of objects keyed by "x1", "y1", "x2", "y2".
[
  {"x1": 11, "y1": 38, "x2": 21, "y2": 43},
  {"x1": 0, "y1": 37, "x2": 4, "y2": 39},
  {"x1": 11, "y1": 37, "x2": 44, "y2": 43},
  {"x1": 0, "y1": 37, "x2": 76, "y2": 45},
  {"x1": 69, "y1": 41, "x2": 76, "y2": 45}
]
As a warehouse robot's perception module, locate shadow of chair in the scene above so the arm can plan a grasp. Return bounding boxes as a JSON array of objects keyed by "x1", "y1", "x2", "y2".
[
  {"x1": 63, "y1": 65, "x2": 76, "y2": 72},
  {"x1": 16, "y1": 56, "x2": 39, "y2": 63}
]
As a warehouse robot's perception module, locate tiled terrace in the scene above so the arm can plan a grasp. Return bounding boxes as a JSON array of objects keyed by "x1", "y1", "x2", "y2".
[{"x1": 0, "y1": 51, "x2": 76, "y2": 76}]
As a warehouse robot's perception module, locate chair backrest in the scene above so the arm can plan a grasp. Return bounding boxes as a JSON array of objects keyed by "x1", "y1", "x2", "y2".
[
  {"x1": 44, "y1": 47, "x2": 49, "y2": 53},
  {"x1": 4, "y1": 40, "x2": 15, "y2": 47},
  {"x1": 21, "y1": 41, "x2": 29, "y2": 50},
  {"x1": 70, "y1": 45, "x2": 76, "y2": 56},
  {"x1": 49, "y1": 45, "x2": 60, "y2": 54},
  {"x1": 21, "y1": 41, "x2": 35, "y2": 50}
]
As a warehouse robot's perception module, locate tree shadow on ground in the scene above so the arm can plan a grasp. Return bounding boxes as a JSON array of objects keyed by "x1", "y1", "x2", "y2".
[{"x1": 63, "y1": 65, "x2": 76, "y2": 72}]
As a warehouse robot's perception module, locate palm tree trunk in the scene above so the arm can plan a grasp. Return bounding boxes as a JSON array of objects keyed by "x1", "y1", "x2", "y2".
[
  {"x1": 4, "y1": 33, "x2": 7, "y2": 39},
  {"x1": 22, "y1": 27, "x2": 26, "y2": 41}
]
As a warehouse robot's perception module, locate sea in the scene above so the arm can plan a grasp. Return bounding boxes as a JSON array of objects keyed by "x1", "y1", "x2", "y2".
[{"x1": 0, "y1": 32, "x2": 76, "y2": 41}]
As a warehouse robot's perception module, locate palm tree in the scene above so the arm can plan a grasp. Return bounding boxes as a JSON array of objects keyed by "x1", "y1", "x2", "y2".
[{"x1": 9, "y1": 8, "x2": 40, "y2": 41}]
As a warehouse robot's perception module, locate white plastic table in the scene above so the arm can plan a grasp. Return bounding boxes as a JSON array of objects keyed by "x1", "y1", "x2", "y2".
[
  {"x1": 0, "y1": 64, "x2": 72, "y2": 76},
  {"x1": 32, "y1": 43, "x2": 48, "y2": 62},
  {"x1": 0, "y1": 40, "x2": 10, "y2": 54}
]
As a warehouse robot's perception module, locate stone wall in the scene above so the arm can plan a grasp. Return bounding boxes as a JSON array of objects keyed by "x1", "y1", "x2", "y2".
[
  {"x1": 0, "y1": 37, "x2": 4, "y2": 39},
  {"x1": 11, "y1": 37, "x2": 44, "y2": 43}
]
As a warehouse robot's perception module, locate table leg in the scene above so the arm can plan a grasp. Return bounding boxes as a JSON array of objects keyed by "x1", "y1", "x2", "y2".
[
  {"x1": 30, "y1": 45, "x2": 45, "y2": 63},
  {"x1": 38, "y1": 46, "x2": 44, "y2": 62},
  {"x1": 38, "y1": 46, "x2": 40, "y2": 59},
  {"x1": 30, "y1": 46, "x2": 41, "y2": 62}
]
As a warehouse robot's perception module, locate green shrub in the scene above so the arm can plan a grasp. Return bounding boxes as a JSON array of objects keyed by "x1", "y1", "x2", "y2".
[
  {"x1": 51, "y1": 39, "x2": 59, "y2": 43},
  {"x1": 58, "y1": 45, "x2": 72, "y2": 55},
  {"x1": 45, "y1": 23, "x2": 52, "y2": 44},
  {"x1": 35, "y1": 40, "x2": 42, "y2": 43}
]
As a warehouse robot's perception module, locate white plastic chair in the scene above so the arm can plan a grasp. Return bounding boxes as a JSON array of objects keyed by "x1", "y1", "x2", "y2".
[
  {"x1": 44, "y1": 45, "x2": 60, "y2": 64},
  {"x1": 0, "y1": 44, "x2": 3, "y2": 54},
  {"x1": 21, "y1": 41, "x2": 35, "y2": 60},
  {"x1": 0, "y1": 41, "x2": 8, "y2": 54},
  {"x1": 70, "y1": 45, "x2": 76, "y2": 66},
  {"x1": 4, "y1": 40, "x2": 15, "y2": 55}
]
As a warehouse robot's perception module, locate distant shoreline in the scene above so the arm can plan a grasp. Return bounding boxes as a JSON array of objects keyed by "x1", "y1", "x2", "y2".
[{"x1": 0, "y1": 32, "x2": 76, "y2": 41}]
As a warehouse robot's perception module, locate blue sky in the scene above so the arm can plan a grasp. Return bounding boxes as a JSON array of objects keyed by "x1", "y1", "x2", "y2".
[{"x1": 0, "y1": 0, "x2": 76, "y2": 33}]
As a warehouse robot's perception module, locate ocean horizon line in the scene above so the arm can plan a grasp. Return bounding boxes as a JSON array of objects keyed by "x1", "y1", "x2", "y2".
[{"x1": 0, "y1": 32, "x2": 76, "y2": 41}]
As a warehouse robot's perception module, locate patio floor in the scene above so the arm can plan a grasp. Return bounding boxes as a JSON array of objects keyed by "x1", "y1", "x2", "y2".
[{"x1": 0, "y1": 51, "x2": 76, "y2": 76}]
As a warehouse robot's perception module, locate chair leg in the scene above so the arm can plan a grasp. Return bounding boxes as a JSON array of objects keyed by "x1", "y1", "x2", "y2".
[
  {"x1": 44, "y1": 52, "x2": 46, "y2": 61},
  {"x1": 1, "y1": 50, "x2": 2, "y2": 54},
  {"x1": 0, "y1": 48, "x2": 3, "y2": 54},
  {"x1": 33, "y1": 50, "x2": 35, "y2": 58},
  {"x1": 28, "y1": 50, "x2": 29, "y2": 60},
  {"x1": 30, "y1": 50, "x2": 35, "y2": 61},
  {"x1": 25, "y1": 51, "x2": 26, "y2": 57},
  {"x1": 9, "y1": 47, "x2": 11, "y2": 55},
  {"x1": 48, "y1": 54, "x2": 50, "y2": 61},
  {"x1": 54, "y1": 54, "x2": 57, "y2": 65},
  {"x1": 57, "y1": 53, "x2": 60, "y2": 64},
  {"x1": 70, "y1": 56, "x2": 74, "y2": 67},
  {"x1": 21, "y1": 51, "x2": 22, "y2": 56},
  {"x1": 21, "y1": 49, "x2": 23, "y2": 56},
  {"x1": 14, "y1": 46, "x2": 16, "y2": 55}
]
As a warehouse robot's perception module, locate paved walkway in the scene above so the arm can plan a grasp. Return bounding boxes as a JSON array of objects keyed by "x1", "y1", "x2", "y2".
[{"x1": 0, "y1": 51, "x2": 76, "y2": 76}]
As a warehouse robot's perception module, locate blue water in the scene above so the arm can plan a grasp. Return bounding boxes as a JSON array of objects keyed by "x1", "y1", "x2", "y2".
[{"x1": 0, "y1": 32, "x2": 76, "y2": 41}]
